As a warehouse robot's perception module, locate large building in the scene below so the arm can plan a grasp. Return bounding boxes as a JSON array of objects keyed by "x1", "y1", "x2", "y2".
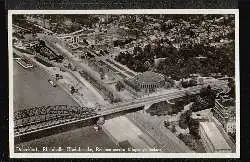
[
  {"x1": 127, "y1": 71, "x2": 165, "y2": 93},
  {"x1": 199, "y1": 122, "x2": 232, "y2": 153},
  {"x1": 212, "y1": 95, "x2": 236, "y2": 134}
]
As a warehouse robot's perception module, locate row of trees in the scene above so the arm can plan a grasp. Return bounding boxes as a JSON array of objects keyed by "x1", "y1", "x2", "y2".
[{"x1": 79, "y1": 70, "x2": 121, "y2": 103}]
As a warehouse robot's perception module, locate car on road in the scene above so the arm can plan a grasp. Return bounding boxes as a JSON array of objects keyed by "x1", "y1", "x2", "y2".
[{"x1": 48, "y1": 79, "x2": 56, "y2": 87}]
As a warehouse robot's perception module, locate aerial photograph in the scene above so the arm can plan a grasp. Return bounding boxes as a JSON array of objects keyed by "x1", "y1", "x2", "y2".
[{"x1": 10, "y1": 12, "x2": 237, "y2": 155}]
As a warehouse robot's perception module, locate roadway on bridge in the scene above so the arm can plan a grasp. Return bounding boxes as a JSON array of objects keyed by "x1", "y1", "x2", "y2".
[{"x1": 99, "y1": 81, "x2": 225, "y2": 116}]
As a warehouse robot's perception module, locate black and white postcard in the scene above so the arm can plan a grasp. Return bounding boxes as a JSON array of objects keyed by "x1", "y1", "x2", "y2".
[{"x1": 8, "y1": 9, "x2": 239, "y2": 158}]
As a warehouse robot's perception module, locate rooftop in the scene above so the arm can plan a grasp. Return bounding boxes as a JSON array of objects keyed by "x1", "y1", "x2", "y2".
[
  {"x1": 132, "y1": 71, "x2": 165, "y2": 85},
  {"x1": 216, "y1": 95, "x2": 235, "y2": 108},
  {"x1": 200, "y1": 122, "x2": 231, "y2": 151}
]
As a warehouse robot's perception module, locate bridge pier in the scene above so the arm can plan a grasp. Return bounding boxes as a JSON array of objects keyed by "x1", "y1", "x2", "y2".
[
  {"x1": 95, "y1": 116, "x2": 105, "y2": 130},
  {"x1": 144, "y1": 104, "x2": 152, "y2": 110},
  {"x1": 143, "y1": 104, "x2": 153, "y2": 114}
]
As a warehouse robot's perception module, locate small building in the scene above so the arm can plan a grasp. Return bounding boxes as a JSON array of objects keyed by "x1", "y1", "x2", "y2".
[
  {"x1": 154, "y1": 57, "x2": 166, "y2": 68},
  {"x1": 225, "y1": 118, "x2": 236, "y2": 134},
  {"x1": 127, "y1": 71, "x2": 165, "y2": 93},
  {"x1": 212, "y1": 95, "x2": 236, "y2": 134},
  {"x1": 199, "y1": 122, "x2": 232, "y2": 153},
  {"x1": 191, "y1": 109, "x2": 210, "y2": 122}
]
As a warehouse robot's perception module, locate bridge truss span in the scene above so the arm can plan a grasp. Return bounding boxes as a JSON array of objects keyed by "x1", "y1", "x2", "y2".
[{"x1": 14, "y1": 105, "x2": 99, "y2": 136}]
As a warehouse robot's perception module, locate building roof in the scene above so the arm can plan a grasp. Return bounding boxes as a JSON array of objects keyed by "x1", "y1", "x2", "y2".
[
  {"x1": 216, "y1": 95, "x2": 235, "y2": 106},
  {"x1": 132, "y1": 71, "x2": 165, "y2": 85},
  {"x1": 200, "y1": 122, "x2": 231, "y2": 151},
  {"x1": 218, "y1": 98, "x2": 235, "y2": 107},
  {"x1": 215, "y1": 97, "x2": 236, "y2": 118}
]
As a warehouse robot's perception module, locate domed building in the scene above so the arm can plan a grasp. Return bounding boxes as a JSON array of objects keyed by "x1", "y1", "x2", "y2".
[{"x1": 128, "y1": 71, "x2": 165, "y2": 93}]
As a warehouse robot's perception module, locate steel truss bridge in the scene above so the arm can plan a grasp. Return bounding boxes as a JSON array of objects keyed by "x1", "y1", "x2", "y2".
[{"x1": 14, "y1": 105, "x2": 98, "y2": 136}]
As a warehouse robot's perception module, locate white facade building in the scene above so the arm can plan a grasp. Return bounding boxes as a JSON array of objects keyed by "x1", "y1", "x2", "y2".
[
  {"x1": 213, "y1": 95, "x2": 236, "y2": 134},
  {"x1": 199, "y1": 122, "x2": 232, "y2": 153},
  {"x1": 225, "y1": 118, "x2": 236, "y2": 134}
]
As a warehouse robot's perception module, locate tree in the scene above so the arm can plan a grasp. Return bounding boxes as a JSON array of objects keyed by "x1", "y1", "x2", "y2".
[
  {"x1": 189, "y1": 79, "x2": 197, "y2": 87},
  {"x1": 171, "y1": 125, "x2": 176, "y2": 133},
  {"x1": 164, "y1": 81, "x2": 173, "y2": 89},
  {"x1": 115, "y1": 81, "x2": 125, "y2": 91},
  {"x1": 72, "y1": 65, "x2": 77, "y2": 71},
  {"x1": 68, "y1": 63, "x2": 72, "y2": 70},
  {"x1": 228, "y1": 78, "x2": 235, "y2": 98},
  {"x1": 190, "y1": 101, "x2": 201, "y2": 112},
  {"x1": 181, "y1": 80, "x2": 190, "y2": 88},
  {"x1": 111, "y1": 97, "x2": 121, "y2": 103},
  {"x1": 71, "y1": 86, "x2": 75, "y2": 94},
  {"x1": 200, "y1": 85, "x2": 212, "y2": 97},
  {"x1": 228, "y1": 132, "x2": 236, "y2": 143},
  {"x1": 188, "y1": 118, "x2": 200, "y2": 139},
  {"x1": 56, "y1": 55, "x2": 64, "y2": 63},
  {"x1": 164, "y1": 120, "x2": 170, "y2": 127},
  {"x1": 178, "y1": 133, "x2": 184, "y2": 140},
  {"x1": 39, "y1": 40, "x2": 46, "y2": 46},
  {"x1": 179, "y1": 110, "x2": 192, "y2": 129},
  {"x1": 99, "y1": 68, "x2": 105, "y2": 80}
]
